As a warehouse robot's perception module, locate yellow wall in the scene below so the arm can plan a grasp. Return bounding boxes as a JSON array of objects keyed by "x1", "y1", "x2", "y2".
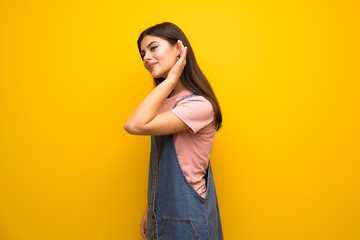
[{"x1": 1, "y1": 0, "x2": 359, "y2": 239}]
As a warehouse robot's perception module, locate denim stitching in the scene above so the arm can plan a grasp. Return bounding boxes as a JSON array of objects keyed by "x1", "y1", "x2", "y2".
[{"x1": 163, "y1": 217, "x2": 199, "y2": 240}]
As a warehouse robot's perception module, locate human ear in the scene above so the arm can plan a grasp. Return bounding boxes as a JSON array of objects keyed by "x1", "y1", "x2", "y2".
[{"x1": 174, "y1": 40, "x2": 181, "y2": 55}]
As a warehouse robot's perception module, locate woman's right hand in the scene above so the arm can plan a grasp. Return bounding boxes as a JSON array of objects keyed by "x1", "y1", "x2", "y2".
[{"x1": 140, "y1": 207, "x2": 148, "y2": 239}]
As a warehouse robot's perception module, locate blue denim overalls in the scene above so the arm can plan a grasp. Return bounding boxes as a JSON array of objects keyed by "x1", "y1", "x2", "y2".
[{"x1": 147, "y1": 94, "x2": 223, "y2": 240}]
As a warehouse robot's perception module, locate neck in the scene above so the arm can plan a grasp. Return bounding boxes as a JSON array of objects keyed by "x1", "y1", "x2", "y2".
[{"x1": 170, "y1": 81, "x2": 187, "y2": 97}]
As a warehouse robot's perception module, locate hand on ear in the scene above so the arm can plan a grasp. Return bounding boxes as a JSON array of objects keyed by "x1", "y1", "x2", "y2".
[{"x1": 168, "y1": 40, "x2": 188, "y2": 81}]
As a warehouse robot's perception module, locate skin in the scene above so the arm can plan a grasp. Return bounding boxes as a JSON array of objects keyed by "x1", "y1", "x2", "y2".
[
  {"x1": 124, "y1": 36, "x2": 189, "y2": 136},
  {"x1": 140, "y1": 207, "x2": 147, "y2": 239},
  {"x1": 124, "y1": 36, "x2": 188, "y2": 239}
]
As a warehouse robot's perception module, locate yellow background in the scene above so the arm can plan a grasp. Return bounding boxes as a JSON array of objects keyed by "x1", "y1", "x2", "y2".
[{"x1": 1, "y1": 0, "x2": 359, "y2": 239}]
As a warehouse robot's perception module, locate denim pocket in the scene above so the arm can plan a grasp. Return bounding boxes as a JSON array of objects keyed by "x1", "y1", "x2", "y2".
[{"x1": 163, "y1": 217, "x2": 199, "y2": 240}]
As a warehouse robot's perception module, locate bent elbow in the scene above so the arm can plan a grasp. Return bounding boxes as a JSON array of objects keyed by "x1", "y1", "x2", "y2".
[
  {"x1": 124, "y1": 122, "x2": 135, "y2": 134},
  {"x1": 124, "y1": 122, "x2": 142, "y2": 135}
]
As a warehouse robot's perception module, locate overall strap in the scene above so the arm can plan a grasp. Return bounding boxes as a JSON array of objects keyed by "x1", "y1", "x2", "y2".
[{"x1": 173, "y1": 93, "x2": 199, "y2": 108}]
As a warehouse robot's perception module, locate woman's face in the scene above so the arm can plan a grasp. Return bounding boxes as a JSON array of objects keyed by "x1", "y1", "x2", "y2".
[{"x1": 140, "y1": 35, "x2": 179, "y2": 78}]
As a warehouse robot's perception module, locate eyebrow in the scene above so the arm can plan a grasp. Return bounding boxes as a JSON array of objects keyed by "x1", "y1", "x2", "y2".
[{"x1": 140, "y1": 41, "x2": 159, "y2": 53}]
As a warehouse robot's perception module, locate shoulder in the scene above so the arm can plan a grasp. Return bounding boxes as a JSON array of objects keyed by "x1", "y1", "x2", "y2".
[
  {"x1": 177, "y1": 94, "x2": 212, "y2": 105},
  {"x1": 174, "y1": 95, "x2": 213, "y2": 115},
  {"x1": 171, "y1": 95, "x2": 214, "y2": 133}
]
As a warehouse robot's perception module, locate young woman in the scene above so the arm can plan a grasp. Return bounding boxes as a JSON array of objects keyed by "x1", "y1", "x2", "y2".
[{"x1": 125, "y1": 22, "x2": 223, "y2": 240}]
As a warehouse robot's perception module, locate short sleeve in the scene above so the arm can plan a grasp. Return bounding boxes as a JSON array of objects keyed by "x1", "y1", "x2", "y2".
[{"x1": 171, "y1": 96, "x2": 214, "y2": 134}]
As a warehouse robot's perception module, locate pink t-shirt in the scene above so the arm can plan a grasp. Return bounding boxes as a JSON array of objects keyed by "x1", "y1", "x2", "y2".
[{"x1": 162, "y1": 89, "x2": 215, "y2": 198}]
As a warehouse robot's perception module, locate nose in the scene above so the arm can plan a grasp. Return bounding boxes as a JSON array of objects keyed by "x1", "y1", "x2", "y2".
[{"x1": 143, "y1": 51, "x2": 152, "y2": 61}]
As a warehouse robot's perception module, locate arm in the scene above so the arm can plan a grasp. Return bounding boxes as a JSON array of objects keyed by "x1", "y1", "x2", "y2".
[{"x1": 124, "y1": 41, "x2": 188, "y2": 135}]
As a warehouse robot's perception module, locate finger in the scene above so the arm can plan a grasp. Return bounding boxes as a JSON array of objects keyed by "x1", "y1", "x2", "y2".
[
  {"x1": 175, "y1": 43, "x2": 186, "y2": 66},
  {"x1": 140, "y1": 222, "x2": 147, "y2": 239},
  {"x1": 178, "y1": 40, "x2": 187, "y2": 59},
  {"x1": 178, "y1": 40, "x2": 186, "y2": 52},
  {"x1": 140, "y1": 228, "x2": 147, "y2": 240},
  {"x1": 176, "y1": 40, "x2": 184, "y2": 53}
]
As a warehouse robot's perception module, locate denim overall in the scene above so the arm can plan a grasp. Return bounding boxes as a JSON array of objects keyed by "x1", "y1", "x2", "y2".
[{"x1": 147, "y1": 94, "x2": 223, "y2": 240}]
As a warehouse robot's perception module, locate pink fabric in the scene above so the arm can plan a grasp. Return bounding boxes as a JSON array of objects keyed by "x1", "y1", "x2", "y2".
[{"x1": 162, "y1": 89, "x2": 215, "y2": 198}]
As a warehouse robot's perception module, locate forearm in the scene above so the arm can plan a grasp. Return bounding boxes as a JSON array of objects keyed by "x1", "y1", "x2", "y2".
[{"x1": 124, "y1": 77, "x2": 177, "y2": 133}]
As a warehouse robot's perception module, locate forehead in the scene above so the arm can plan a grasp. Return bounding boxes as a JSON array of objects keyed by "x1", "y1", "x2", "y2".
[{"x1": 140, "y1": 35, "x2": 169, "y2": 50}]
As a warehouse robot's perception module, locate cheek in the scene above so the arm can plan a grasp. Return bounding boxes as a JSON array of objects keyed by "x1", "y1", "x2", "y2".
[{"x1": 156, "y1": 47, "x2": 175, "y2": 64}]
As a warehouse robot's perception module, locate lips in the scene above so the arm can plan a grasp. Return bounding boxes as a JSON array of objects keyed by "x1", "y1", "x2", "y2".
[{"x1": 148, "y1": 62, "x2": 158, "y2": 69}]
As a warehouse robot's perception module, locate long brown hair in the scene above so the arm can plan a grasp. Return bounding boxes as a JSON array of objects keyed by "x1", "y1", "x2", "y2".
[{"x1": 137, "y1": 22, "x2": 222, "y2": 131}]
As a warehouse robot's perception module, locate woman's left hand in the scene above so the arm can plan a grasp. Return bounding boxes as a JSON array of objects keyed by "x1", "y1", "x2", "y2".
[{"x1": 167, "y1": 40, "x2": 188, "y2": 82}]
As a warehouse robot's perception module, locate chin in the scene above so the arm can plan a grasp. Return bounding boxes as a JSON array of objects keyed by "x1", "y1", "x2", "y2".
[{"x1": 151, "y1": 71, "x2": 168, "y2": 79}]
